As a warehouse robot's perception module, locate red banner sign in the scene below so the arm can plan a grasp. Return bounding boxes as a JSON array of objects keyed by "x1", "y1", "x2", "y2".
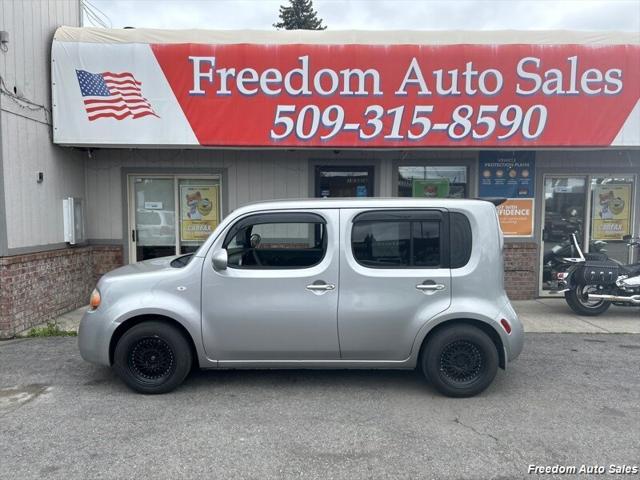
[{"x1": 52, "y1": 36, "x2": 640, "y2": 148}]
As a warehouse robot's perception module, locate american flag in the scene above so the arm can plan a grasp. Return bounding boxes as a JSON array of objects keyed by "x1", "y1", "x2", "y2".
[{"x1": 75, "y1": 69, "x2": 158, "y2": 121}]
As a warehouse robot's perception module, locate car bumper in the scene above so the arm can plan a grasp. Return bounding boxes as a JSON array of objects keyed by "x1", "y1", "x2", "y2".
[{"x1": 78, "y1": 308, "x2": 116, "y2": 367}]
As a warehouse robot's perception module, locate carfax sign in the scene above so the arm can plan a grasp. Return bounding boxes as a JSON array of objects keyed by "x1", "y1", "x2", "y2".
[{"x1": 52, "y1": 28, "x2": 640, "y2": 147}]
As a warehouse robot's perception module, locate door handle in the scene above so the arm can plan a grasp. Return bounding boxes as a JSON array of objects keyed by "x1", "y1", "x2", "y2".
[
  {"x1": 416, "y1": 283, "x2": 445, "y2": 291},
  {"x1": 306, "y1": 283, "x2": 336, "y2": 292}
]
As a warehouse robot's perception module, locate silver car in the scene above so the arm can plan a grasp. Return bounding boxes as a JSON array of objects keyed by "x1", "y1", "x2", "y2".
[{"x1": 79, "y1": 198, "x2": 523, "y2": 397}]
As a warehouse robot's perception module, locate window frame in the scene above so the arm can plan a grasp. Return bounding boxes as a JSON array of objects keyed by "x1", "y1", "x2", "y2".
[
  {"x1": 350, "y1": 209, "x2": 450, "y2": 269},
  {"x1": 222, "y1": 212, "x2": 328, "y2": 270}
]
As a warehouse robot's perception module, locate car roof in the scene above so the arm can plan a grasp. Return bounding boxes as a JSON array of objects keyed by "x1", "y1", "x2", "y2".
[{"x1": 232, "y1": 197, "x2": 497, "y2": 214}]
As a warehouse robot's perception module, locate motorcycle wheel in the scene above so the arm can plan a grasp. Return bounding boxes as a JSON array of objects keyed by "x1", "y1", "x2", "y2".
[{"x1": 564, "y1": 285, "x2": 611, "y2": 316}]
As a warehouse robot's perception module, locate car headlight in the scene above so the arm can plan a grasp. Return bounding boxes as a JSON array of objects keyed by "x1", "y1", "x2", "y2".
[{"x1": 89, "y1": 288, "x2": 101, "y2": 310}]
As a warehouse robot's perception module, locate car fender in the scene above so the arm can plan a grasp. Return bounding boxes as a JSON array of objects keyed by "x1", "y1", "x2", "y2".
[
  {"x1": 106, "y1": 293, "x2": 210, "y2": 366},
  {"x1": 408, "y1": 303, "x2": 506, "y2": 366}
]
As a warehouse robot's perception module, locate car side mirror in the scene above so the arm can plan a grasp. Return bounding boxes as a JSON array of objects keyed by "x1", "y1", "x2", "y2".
[{"x1": 212, "y1": 249, "x2": 228, "y2": 271}]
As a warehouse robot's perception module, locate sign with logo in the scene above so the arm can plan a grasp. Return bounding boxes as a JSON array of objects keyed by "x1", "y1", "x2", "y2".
[
  {"x1": 179, "y1": 185, "x2": 219, "y2": 242},
  {"x1": 495, "y1": 199, "x2": 535, "y2": 237},
  {"x1": 591, "y1": 184, "x2": 632, "y2": 240},
  {"x1": 52, "y1": 29, "x2": 640, "y2": 147}
]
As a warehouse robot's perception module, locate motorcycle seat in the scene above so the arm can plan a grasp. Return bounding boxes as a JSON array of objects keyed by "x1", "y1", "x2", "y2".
[{"x1": 620, "y1": 263, "x2": 640, "y2": 276}]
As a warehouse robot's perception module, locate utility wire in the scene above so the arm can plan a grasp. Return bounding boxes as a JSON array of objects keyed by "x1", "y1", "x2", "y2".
[{"x1": 82, "y1": 0, "x2": 113, "y2": 28}]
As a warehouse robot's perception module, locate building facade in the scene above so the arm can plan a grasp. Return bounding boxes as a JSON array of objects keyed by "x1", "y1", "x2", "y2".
[{"x1": 1, "y1": 16, "x2": 638, "y2": 337}]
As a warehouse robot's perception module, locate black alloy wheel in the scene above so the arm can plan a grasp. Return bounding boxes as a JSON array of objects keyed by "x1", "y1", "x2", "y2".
[
  {"x1": 128, "y1": 336, "x2": 176, "y2": 383},
  {"x1": 439, "y1": 340, "x2": 483, "y2": 384},
  {"x1": 422, "y1": 324, "x2": 499, "y2": 398},
  {"x1": 114, "y1": 321, "x2": 192, "y2": 394}
]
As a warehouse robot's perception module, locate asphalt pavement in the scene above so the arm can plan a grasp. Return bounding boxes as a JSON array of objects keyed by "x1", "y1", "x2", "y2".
[{"x1": 1, "y1": 334, "x2": 639, "y2": 479}]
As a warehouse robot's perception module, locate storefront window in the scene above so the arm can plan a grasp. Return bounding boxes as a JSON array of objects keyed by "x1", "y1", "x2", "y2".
[
  {"x1": 397, "y1": 166, "x2": 467, "y2": 198},
  {"x1": 315, "y1": 166, "x2": 374, "y2": 197},
  {"x1": 540, "y1": 174, "x2": 637, "y2": 294},
  {"x1": 130, "y1": 175, "x2": 221, "y2": 262}
]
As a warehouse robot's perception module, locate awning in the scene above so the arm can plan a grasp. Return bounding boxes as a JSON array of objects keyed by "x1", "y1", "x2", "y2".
[{"x1": 52, "y1": 27, "x2": 640, "y2": 148}]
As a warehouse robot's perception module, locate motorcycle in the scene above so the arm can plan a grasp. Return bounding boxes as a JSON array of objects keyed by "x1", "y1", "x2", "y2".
[
  {"x1": 542, "y1": 236, "x2": 608, "y2": 291},
  {"x1": 558, "y1": 234, "x2": 640, "y2": 316}
]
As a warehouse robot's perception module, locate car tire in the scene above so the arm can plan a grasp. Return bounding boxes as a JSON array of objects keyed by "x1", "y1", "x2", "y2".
[
  {"x1": 564, "y1": 285, "x2": 611, "y2": 316},
  {"x1": 421, "y1": 324, "x2": 499, "y2": 398},
  {"x1": 113, "y1": 321, "x2": 192, "y2": 394}
]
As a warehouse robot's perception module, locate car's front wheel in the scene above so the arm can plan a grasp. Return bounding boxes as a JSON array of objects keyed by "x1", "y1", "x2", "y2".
[
  {"x1": 421, "y1": 324, "x2": 499, "y2": 398},
  {"x1": 113, "y1": 321, "x2": 192, "y2": 394}
]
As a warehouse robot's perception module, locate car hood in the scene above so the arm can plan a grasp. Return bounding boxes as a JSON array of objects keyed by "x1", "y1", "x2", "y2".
[{"x1": 103, "y1": 255, "x2": 181, "y2": 281}]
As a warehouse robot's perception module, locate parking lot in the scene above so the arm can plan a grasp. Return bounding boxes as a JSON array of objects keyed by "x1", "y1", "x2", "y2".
[{"x1": 1, "y1": 333, "x2": 639, "y2": 479}]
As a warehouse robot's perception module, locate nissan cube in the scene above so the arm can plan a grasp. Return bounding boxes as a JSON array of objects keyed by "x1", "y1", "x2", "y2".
[{"x1": 79, "y1": 198, "x2": 524, "y2": 397}]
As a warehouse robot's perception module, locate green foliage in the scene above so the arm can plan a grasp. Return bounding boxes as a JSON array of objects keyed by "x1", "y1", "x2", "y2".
[
  {"x1": 274, "y1": 0, "x2": 327, "y2": 30},
  {"x1": 27, "y1": 322, "x2": 77, "y2": 337}
]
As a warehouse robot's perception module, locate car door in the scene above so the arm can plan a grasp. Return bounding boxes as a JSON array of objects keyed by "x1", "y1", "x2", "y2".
[
  {"x1": 201, "y1": 209, "x2": 340, "y2": 361},
  {"x1": 338, "y1": 208, "x2": 452, "y2": 360}
]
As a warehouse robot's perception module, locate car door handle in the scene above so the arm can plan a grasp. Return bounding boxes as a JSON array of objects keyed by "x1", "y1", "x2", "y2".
[
  {"x1": 416, "y1": 283, "x2": 446, "y2": 291},
  {"x1": 306, "y1": 283, "x2": 336, "y2": 291}
]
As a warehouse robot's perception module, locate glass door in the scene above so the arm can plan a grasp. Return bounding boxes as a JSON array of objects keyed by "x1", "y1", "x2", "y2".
[
  {"x1": 540, "y1": 176, "x2": 587, "y2": 293},
  {"x1": 132, "y1": 177, "x2": 177, "y2": 261},
  {"x1": 129, "y1": 175, "x2": 221, "y2": 262}
]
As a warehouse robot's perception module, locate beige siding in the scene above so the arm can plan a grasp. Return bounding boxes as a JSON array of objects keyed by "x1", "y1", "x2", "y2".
[
  {"x1": 1, "y1": 111, "x2": 85, "y2": 248},
  {"x1": 1, "y1": 0, "x2": 83, "y2": 250},
  {"x1": 84, "y1": 148, "x2": 478, "y2": 241},
  {"x1": 84, "y1": 148, "x2": 639, "y2": 245},
  {"x1": 84, "y1": 149, "x2": 310, "y2": 240}
]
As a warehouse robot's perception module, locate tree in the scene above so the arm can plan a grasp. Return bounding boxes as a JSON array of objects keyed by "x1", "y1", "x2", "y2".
[{"x1": 273, "y1": 0, "x2": 327, "y2": 30}]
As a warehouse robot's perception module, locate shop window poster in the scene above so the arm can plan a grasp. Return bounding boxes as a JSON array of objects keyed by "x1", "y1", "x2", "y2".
[
  {"x1": 591, "y1": 184, "x2": 632, "y2": 241},
  {"x1": 479, "y1": 152, "x2": 535, "y2": 237},
  {"x1": 412, "y1": 179, "x2": 450, "y2": 198},
  {"x1": 180, "y1": 185, "x2": 220, "y2": 242}
]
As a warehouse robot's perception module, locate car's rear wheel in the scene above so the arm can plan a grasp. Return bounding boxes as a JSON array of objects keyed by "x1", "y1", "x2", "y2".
[
  {"x1": 421, "y1": 324, "x2": 498, "y2": 398},
  {"x1": 113, "y1": 321, "x2": 192, "y2": 394}
]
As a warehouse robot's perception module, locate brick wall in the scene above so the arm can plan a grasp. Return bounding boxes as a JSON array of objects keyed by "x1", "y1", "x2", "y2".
[
  {"x1": 0, "y1": 241, "x2": 539, "y2": 337},
  {"x1": 504, "y1": 242, "x2": 539, "y2": 300},
  {"x1": 0, "y1": 245, "x2": 123, "y2": 338}
]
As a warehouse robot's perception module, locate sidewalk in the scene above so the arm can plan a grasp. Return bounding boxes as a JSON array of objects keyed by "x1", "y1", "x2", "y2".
[
  {"x1": 13, "y1": 298, "x2": 640, "y2": 337},
  {"x1": 513, "y1": 298, "x2": 640, "y2": 334}
]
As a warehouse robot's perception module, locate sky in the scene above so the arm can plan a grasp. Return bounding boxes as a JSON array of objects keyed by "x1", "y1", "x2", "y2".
[{"x1": 83, "y1": 0, "x2": 640, "y2": 32}]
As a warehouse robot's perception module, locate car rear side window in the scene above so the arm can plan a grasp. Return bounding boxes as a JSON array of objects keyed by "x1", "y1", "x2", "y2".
[
  {"x1": 450, "y1": 212, "x2": 472, "y2": 268},
  {"x1": 351, "y1": 210, "x2": 442, "y2": 268}
]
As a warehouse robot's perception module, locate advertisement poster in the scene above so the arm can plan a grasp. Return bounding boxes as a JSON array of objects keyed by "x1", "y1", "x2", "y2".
[
  {"x1": 480, "y1": 152, "x2": 535, "y2": 237},
  {"x1": 180, "y1": 185, "x2": 219, "y2": 242},
  {"x1": 495, "y1": 199, "x2": 535, "y2": 237},
  {"x1": 412, "y1": 179, "x2": 450, "y2": 198},
  {"x1": 591, "y1": 184, "x2": 632, "y2": 240},
  {"x1": 479, "y1": 152, "x2": 535, "y2": 198}
]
